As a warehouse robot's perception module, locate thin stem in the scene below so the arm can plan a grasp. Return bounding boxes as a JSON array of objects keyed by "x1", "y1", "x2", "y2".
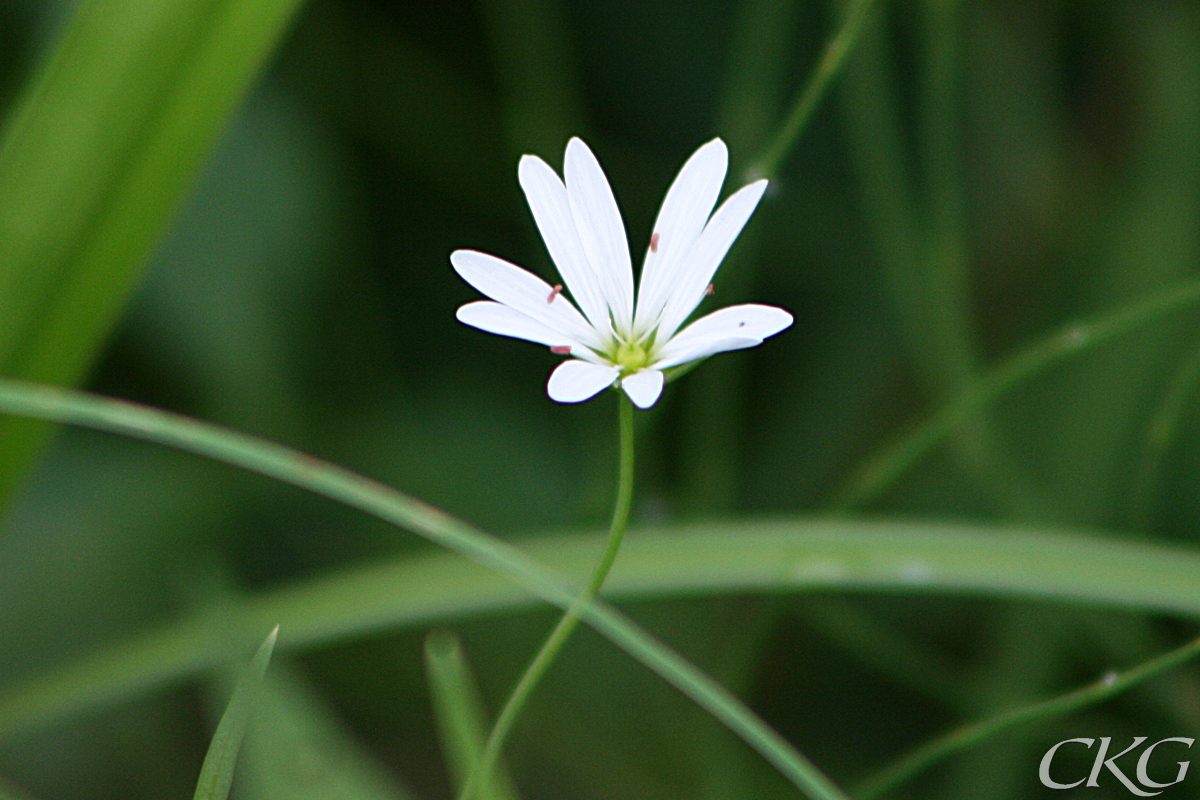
[
  {"x1": 0, "y1": 378, "x2": 850, "y2": 800},
  {"x1": 750, "y1": 0, "x2": 881, "y2": 179},
  {"x1": 855, "y1": 632, "x2": 1200, "y2": 800},
  {"x1": 459, "y1": 394, "x2": 636, "y2": 800}
]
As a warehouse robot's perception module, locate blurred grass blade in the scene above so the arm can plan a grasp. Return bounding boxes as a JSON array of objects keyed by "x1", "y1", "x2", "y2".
[
  {"x1": 479, "y1": 0, "x2": 586, "y2": 155},
  {"x1": 751, "y1": 0, "x2": 880, "y2": 179},
  {"x1": 1127, "y1": 340, "x2": 1200, "y2": 530},
  {"x1": 194, "y1": 625, "x2": 279, "y2": 800},
  {"x1": 0, "y1": 0, "x2": 306, "y2": 505},
  {"x1": 0, "y1": 378, "x2": 848, "y2": 800},
  {"x1": 8, "y1": 518, "x2": 1200, "y2": 745},
  {"x1": 829, "y1": 275, "x2": 1200, "y2": 510},
  {"x1": 917, "y1": 0, "x2": 975, "y2": 391},
  {"x1": 798, "y1": 599, "x2": 965, "y2": 706},
  {"x1": 425, "y1": 631, "x2": 521, "y2": 800},
  {"x1": 855, "y1": 632, "x2": 1200, "y2": 800},
  {"x1": 241, "y1": 666, "x2": 417, "y2": 800}
]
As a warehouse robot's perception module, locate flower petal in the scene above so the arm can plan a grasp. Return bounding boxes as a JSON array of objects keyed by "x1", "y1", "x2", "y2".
[
  {"x1": 518, "y1": 155, "x2": 612, "y2": 336},
  {"x1": 450, "y1": 249, "x2": 601, "y2": 348},
  {"x1": 653, "y1": 304, "x2": 792, "y2": 368},
  {"x1": 547, "y1": 360, "x2": 621, "y2": 403},
  {"x1": 564, "y1": 138, "x2": 635, "y2": 337},
  {"x1": 456, "y1": 301, "x2": 605, "y2": 363},
  {"x1": 655, "y1": 179, "x2": 769, "y2": 342},
  {"x1": 456, "y1": 301, "x2": 570, "y2": 346},
  {"x1": 621, "y1": 369, "x2": 664, "y2": 408},
  {"x1": 633, "y1": 139, "x2": 727, "y2": 334},
  {"x1": 655, "y1": 336, "x2": 761, "y2": 369}
]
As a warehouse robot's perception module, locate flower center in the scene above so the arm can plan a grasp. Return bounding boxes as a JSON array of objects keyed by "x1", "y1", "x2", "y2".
[{"x1": 614, "y1": 341, "x2": 650, "y2": 374}]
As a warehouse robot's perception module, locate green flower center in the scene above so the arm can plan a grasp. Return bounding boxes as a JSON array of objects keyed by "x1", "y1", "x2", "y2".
[{"x1": 614, "y1": 341, "x2": 650, "y2": 374}]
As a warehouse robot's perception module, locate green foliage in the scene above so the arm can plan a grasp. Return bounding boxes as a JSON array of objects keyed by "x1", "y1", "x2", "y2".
[
  {"x1": 0, "y1": 0, "x2": 307, "y2": 503},
  {"x1": 4, "y1": 0, "x2": 1200, "y2": 798},
  {"x1": 425, "y1": 631, "x2": 521, "y2": 800},
  {"x1": 194, "y1": 627, "x2": 278, "y2": 800}
]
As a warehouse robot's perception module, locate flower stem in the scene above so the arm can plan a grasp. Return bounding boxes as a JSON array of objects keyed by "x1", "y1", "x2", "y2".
[{"x1": 458, "y1": 393, "x2": 636, "y2": 800}]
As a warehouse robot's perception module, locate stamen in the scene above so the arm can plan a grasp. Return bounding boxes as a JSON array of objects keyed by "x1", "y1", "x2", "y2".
[
  {"x1": 705, "y1": 283, "x2": 715, "y2": 296},
  {"x1": 550, "y1": 345, "x2": 572, "y2": 354},
  {"x1": 547, "y1": 284, "x2": 563, "y2": 303},
  {"x1": 649, "y1": 233, "x2": 660, "y2": 253}
]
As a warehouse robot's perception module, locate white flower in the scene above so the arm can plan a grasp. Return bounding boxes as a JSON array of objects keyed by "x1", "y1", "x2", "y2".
[{"x1": 451, "y1": 137, "x2": 792, "y2": 409}]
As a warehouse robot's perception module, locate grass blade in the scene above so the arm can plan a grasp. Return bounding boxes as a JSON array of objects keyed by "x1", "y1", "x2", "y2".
[
  {"x1": 0, "y1": 0, "x2": 305, "y2": 503},
  {"x1": 193, "y1": 625, "x2": 279, "y2": 800},
  {"x1": 7, "y1": 518, "x2": 1200, "y2": 744},
  {"x1": 750, "y1": 0, "x2": 881, "y2": 179},
  {"x1": 425, "y1": 631, "x2": 522, "y2": 800},
  {"x1": 0, "y1": 378, "x2": 848, "y2": 800},
  {"x1": 829, "y1": 275, "x2": 1200, "y2": 510},
  {"x1": 855, "y1": 632, "x2": 1200, "y2": 799},
  {"x1": 241, "y1": 666, "x2": 418, "y2": 800}
]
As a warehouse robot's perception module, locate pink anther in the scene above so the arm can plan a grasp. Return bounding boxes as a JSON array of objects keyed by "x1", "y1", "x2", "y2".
[
  {"x1": 649, "y1": 233, "x2": 660, "y2": 253},
  {"x1": 705, "y1": 283, "x2": 715, "y2": 296},
  {"x1": 547, "y1": 284, "x2": 563, "y2": 303},
  {"x1": 550, "y1": 345, "x2": 572, "y2": 355}
]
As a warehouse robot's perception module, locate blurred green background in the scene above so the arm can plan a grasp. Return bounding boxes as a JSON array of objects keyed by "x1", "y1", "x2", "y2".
[{"x1": 2, "y1": 0, "x2": 1200, "y2": 798}]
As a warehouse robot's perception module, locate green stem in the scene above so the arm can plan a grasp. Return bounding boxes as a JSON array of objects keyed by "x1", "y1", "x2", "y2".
[
  {"x1": 0, "y1": 378, "x2": 849, "y2": 800},
  {"x1": 459, "y1": 395, "x2": 635, "y2": 800},
  {"x1": 854, "y1": 632, "x2": 1200, "y2": 800},
  {"x1": 750, "y1": 0, "x2": 880, "y2": 179}
]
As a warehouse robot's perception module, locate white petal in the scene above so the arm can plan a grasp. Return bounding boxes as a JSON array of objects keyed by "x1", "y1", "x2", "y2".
[
  {"x1": 518, "y1": 155, "x2": 612, "y2": 334},
  {"x1": 564, "y1": 138, "x2": 635, "y2": 337},
  {"x1": 621, "y1": 369, "x2": 664, "y2": 408},
  {"x1": 457, "y1": 301, "x2": 572, "y2": 346},
  {"x1": 655, "y1": 336, "x2": 761, "y2": 369},
  {"x1": 653, "y1": 304, "x2": 792, "y2": 368},
  {"x1": 450, "y1": 249, "x2": 601, "y2": 348},
  {"x1": 455, "y1": 301, "x2": 605, "y2": 363},
  {"x1": 655, "y1": 179, "x2": 769, "y2": 342},
  {"x1": 547, "y1": 360, "x2": 621, "y2": 403},
  {"x1": 634, "y1": 139, "x2": 727, "y2": 334}
]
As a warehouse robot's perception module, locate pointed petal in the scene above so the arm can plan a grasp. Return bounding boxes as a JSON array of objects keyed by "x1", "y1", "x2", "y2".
[
  {"x1": 450, "y1": 249, "x2": 601, "y2": 348},
  {"x1": 634, "y1": 139, "x2": 728, "y2": 333},
  {"x1": 621, "y1": 369, "x2": 665, "y2": 408},
  {"x1": 518, "y1": 155, "x2": 611, "y2": 334},
  {"x1": 564, "y1": 138, "x2": 634, "y2": 336},
  {"x1": 655, "y1": 179, "x2": 769, "y2": 342},
  {"x1": 653, "y1": 304, "x2": 792, "y2": 368},
  {"x1": 547, "y1": 360, "x2": 621, "y2": 403}
]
